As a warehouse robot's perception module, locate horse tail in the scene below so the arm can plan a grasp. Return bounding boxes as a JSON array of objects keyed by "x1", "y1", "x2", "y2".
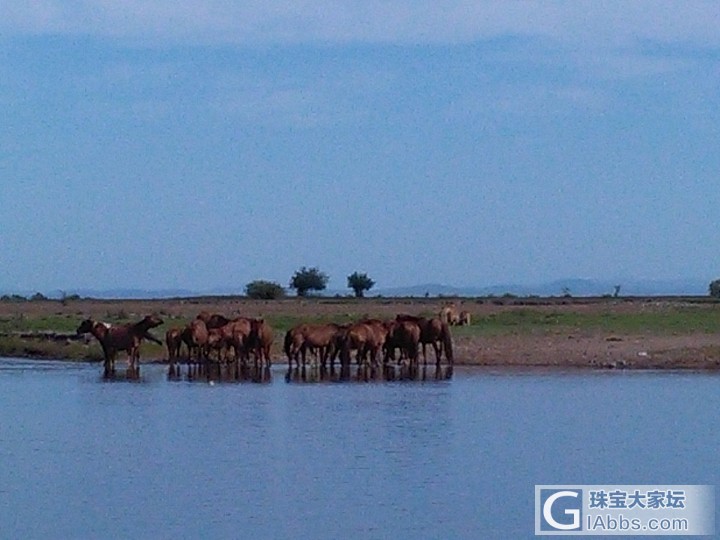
[
  {"x1": 283, "y1": 330, "x2": 293, "y2": 362},
  {"x1": 441, "y1": 322, "x2": 454, "y2": 366}
]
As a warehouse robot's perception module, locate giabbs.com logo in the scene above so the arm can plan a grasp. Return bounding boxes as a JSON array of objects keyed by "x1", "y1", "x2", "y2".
[{"x1": 539, "y1": 489, "x2": 583, "y2": 532}]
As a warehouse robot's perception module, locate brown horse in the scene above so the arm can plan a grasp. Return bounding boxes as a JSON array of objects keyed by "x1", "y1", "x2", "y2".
[
  {"x1": 382, "y1": 319, "x2": 421, "y2": 366},
  {"x1": 396, "y1": 314, "x2": 453, "y2": 366},
  {"x1": 77, "y1": 314, "x2": 163, "y2": 376},
  {"x1": 226, "y1": 318, "x2": 252, "y2": 364},
  {"x1": 247, "y1": 318, "x2": 273, "y2": 368},
  {"x1": 200, "y1": 312, "x2": 233, "y2": 330},
  {"x1": 206, "y1": 328, "x2": 231, "y2": 363},
  {"x1": 339, "y1": 320, "x2": 387, "y2": 368},
  {"x1": 284, "y1": 323, "x2": 346, "y2": 369},
  {"x1": 181, "y1": 318, "x2": 209, "y2": 364},
  {"x1": 165, "y1": 327, "x2": 183, "y2": 365},
  {"x1": 458, "y1": 310, "x2": 471, "y2": 326}
]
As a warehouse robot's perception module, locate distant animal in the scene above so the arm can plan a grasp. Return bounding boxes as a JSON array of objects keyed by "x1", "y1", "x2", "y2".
[
  {"x1": 458, "y1": 310, "x2": 471, "y2": 326},
  {"x1": 439, "y1": 304, "x2": 460, "y2": 326},
  {"x1": 77, "y1": 314, "x2": 163, "y2": 376}
]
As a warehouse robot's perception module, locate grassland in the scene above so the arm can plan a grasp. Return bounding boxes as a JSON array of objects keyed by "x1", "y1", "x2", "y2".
[{"x1": 1, "y1": 295, "x2": 719, "y2": 368}]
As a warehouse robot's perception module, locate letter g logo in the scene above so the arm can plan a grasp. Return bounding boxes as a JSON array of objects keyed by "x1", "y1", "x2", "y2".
[{"x1": 542, "y1": 490, "x2": 581, "y2": 531}]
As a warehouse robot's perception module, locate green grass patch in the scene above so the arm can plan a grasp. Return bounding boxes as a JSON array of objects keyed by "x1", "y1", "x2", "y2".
[
  {"x1": 0, "y1": 314, "x2": 82, "y2": 333},
  {"x1": 0, "y1": 335, "x2": 103, "y2": 361}
]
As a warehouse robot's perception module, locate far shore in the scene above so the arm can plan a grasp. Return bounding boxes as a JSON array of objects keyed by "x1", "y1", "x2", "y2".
[{"x1": 1, "y1": 295, "x2": 719, "y2": 370}]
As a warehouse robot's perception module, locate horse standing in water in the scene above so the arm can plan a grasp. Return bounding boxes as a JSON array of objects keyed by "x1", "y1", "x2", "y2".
[
  {"x1": 77, "y1": 315, "x2": 163, "y2": 377},
  {"x1": 247, "y1": 318, "x2": 274, "y2": 368},
  {"x1": 284, "y1": 323, "x2": 347, "y2": 370},
  {"x1": 395, "y1": 314, "x2": 453, "y2": 367},
  {"x1": 166, "y1": 328, "x2": 183, "y2": 362}
]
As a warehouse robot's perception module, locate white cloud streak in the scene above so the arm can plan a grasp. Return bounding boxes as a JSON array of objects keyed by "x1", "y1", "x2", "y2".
[{"x1": 3, "y1": 1, "x2": 719, "y2": 49}]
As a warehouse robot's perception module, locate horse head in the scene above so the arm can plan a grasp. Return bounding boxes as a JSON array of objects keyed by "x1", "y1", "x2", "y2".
[{"x1": 76, "y1": 318, "x2": 95, "y2": 335}]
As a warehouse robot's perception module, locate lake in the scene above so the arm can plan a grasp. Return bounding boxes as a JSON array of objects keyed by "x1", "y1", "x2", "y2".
[{"x1": 0, "y1": 359, "x2": 717, "y2": 539}]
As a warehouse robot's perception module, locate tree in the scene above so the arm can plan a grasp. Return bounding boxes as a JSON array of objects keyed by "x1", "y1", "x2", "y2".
[
  {"x1": 289, "y1": 266, "x2": 329, "y2": 297},
  {"x1": 245, "y1": 280, "x2": 285, "y2": 300},
  {"x1": 347, "y1": 271, "x2": 375, "y2": 298},
  {"x1": 709, "y1": 279, "x2": 720, "y2": 298}
]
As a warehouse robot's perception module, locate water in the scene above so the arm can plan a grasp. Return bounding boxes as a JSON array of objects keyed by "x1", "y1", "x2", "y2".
[{"x1": 0, "y1": 359, "x2": 717, "y2": 539}]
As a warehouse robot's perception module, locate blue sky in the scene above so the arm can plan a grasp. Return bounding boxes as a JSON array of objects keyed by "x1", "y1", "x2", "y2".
[{"x1": 1, "y1": 2, "x2": 719, "y2": 293}]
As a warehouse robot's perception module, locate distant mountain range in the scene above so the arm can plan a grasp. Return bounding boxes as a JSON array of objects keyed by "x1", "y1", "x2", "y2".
[
  {"x1": 373, "y1": 278, "x2": 710, "y2": 298},
  {"x1": 1, "y1": 278, "x2": 711, "y2": 299}
]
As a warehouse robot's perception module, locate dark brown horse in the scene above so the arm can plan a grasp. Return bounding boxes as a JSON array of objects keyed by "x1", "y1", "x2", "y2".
[
  {"x1": 77, "y1": 314, "x2": 163, "y2": 376},
  {"x1": 396, "y1": 314, "x2": 453, "y2": 366},
  {"x1": 200, "y1": 312, "x2": 233, "y2": 330},
  {"x1": 384, "y1": 319, "x2": 421, "y2": 366},
  {"x1": 165, "y1": 327, "x2": 183, "y2": 365}
]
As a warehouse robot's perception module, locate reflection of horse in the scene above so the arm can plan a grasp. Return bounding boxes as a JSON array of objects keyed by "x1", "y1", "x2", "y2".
[
  {"x1": 77, "y1": 315, "x2": 163, "y2": 377},
  {"x1": 284, "y1": 323, "x2": 346, "y2": 369},
  {"x1": 396, "y1": 314, "x2": 453, "y2": 367}
]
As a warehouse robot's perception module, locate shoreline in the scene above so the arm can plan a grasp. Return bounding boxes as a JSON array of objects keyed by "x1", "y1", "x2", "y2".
[{"x1": 1, "y1": 296, "x2": 719, "y2": 370}]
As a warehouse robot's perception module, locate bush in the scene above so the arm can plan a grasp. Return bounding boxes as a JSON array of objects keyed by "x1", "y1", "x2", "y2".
[
  {"x1": 709, "y1": 279, "x2": 720, "y2": 298},
  {"x1": 289, "y1": 267, "x2": 329, "y2": 297},
  {"x1": 347, "y1": 272, "x2": 375, "y2": 298},
  {"x1": 245, "y1": 280, "x2": 285, "y2": 300}
]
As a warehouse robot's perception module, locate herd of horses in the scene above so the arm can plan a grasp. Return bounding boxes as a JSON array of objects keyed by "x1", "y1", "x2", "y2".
[
  {"x1": 76, "y1": 305, "x2": 462, "y2": 380},
  {"x1": 283, "y1": 314, "x2": 454, "y2": 373}
]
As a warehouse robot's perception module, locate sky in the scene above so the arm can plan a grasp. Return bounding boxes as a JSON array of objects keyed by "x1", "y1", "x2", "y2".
[{"x1": 1, "y1": 2, "x2": 719, "y2": 294}]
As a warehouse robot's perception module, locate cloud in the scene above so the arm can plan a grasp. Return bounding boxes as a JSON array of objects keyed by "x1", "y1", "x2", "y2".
[{"x1": 3, "y1": 1, "x2": 719, "y2": 50}]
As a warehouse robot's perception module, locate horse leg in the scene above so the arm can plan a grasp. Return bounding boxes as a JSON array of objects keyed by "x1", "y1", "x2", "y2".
[
  {"x1": 264, "y1": 345, "x2": 272, "y2": 368},
  {"x1": 433, "y1": 341, "x2": 442, "y2": 367}
]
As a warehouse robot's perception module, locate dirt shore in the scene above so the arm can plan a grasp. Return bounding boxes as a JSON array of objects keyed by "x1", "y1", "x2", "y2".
[
  {"x1": 456, "y1": 332, "x2": 720, "y2": 369},
  {"x1": 2, "y1": 296, "x2": 720, "y2": 369}
]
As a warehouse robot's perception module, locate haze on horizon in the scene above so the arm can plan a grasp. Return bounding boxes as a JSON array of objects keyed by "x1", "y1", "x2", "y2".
[{"x1": 2, "y1": 2, "x2": 719, "y2": 294}]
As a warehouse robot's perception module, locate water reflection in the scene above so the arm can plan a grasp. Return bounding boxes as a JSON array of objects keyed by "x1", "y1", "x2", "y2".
[
  {"x1": 161, "y1": 361, "x2": 453, "y2": 384},
  {"x1": 97, "y1": 364, "x2": 143, "y2": 381},
  {"x1": 167, "y1": 361, "x2": 272, "y2": 383},
  {"x1": 284, "y1": 363, "x2": 453, "y2": 383},
  {"x1": 1, "y1": 358, "x2": 718, "y2": 540}
]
